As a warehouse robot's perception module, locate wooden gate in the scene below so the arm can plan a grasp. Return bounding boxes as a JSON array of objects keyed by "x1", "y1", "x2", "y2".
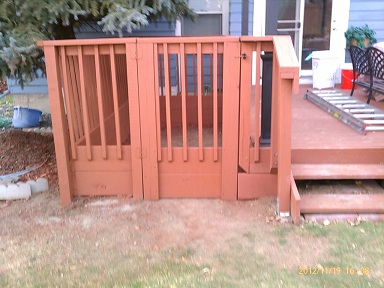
[
  {"x1": 136, "y1": 38, "x2": 241, "y2": 200},
  {"x1": 237, "y1": 36, "x2": 299, "y2": 214}
]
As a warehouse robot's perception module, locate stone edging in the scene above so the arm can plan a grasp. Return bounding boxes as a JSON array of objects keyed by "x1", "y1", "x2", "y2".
[{"x1": 0, "y1": 178, "x2": 49, "y2": 201}]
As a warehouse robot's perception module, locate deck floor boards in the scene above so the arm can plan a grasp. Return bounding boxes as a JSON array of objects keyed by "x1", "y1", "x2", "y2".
[{"x1": 292, "y1": 85, "x2": 384, "y2": 150}]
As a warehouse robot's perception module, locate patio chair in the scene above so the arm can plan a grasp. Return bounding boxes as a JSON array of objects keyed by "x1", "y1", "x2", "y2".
[
  {"x1": 366, "y1": 46, "x2": 384, "y2": 104},
  {"x1": 349, "y1": 45, "x2": 370, "y2": 97}
]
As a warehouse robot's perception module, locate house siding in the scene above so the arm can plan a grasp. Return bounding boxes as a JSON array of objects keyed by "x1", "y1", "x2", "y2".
[
  {"x1": 7, "y1": 71, "x2": 48, "y2": 94},
  {"x1": 230, "y1": 0, "x2": 253, "y2": 36},
  {"x1": 74, "y1": 20, "x2": 175, "y2": 38},
  {"x1": 349, "y1": 0, "x2": 384, "y2": 43}
]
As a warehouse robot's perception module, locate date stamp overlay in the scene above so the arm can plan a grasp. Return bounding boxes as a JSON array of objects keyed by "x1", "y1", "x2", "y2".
[{"x1": 298, "y1": 267, "x2": 370, "y2": 276}]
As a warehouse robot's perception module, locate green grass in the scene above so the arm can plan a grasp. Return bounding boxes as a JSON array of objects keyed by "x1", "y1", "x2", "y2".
[
  {"x1": 0, "y1": 94, "x2": 14, "y2": 128},
  {"x1": 0, "y1": 94, "x2": 13, "y2": 105}
]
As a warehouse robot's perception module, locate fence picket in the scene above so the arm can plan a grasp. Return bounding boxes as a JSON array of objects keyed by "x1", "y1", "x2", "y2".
[
  {"x1": 213, "y1": 43, "x2": 218, "y2": 162},
  {"x1": 78, "y1": 46, "x2": 92, "y2": 160},
  {"x1": 197, "y1": 43, "x2": 204, "y2": 161},
  {"x1": 180, "y1": 43, "x2": 188, "y2": 161},
  {"x1": 60, "y1": 47, "x2": 77, "y2": 160},
  {"x1": 164, "y1": 44, "x2": 173, "y2": 161},
  {"x1": 109, "y1": 45, "x2": 122, "y2": 159},
  {"x1": 154, "y1": 44, "x2": 162, "y2": 161},
  {"x1": 67, "y1": 56, "x2": 82, "y2": 142},
  {"x1": 94, "y1": 45, "x2": 107, "y2": 158}
]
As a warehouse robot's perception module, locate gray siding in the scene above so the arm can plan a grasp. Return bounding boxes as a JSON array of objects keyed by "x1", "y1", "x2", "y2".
[
  {"x1": 74, "y1": 20, "x2": 175, "y2": 38},
  {"x1": 248, "y1": 0, "x2": 254, "y2": 35},
  {"x1": 7, "y1": 70, "x2": 48, "y2": 94},
  {"x1": 349, "y1": 0, "x2": 384, "y2": 43},
  {"x1": 230, "y1": 0, "x2": 242, "y2": 35},
  {"x1": 230, "y1": 0, "x2": 253, "y2": 36}
]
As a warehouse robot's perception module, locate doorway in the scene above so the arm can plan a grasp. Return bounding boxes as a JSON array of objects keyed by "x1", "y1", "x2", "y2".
[{"x1": 264, "y1": 0, "x2": 349, "y2": 77}]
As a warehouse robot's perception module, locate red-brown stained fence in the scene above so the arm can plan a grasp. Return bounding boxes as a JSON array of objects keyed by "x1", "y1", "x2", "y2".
[{"x1": 40, "y1": 36, "x2": 298, "y2": 215}]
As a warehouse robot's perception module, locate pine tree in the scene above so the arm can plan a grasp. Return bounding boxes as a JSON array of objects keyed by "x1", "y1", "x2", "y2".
[{"x1": 0, "y1": 0, "x2": 195, "y2": 87}]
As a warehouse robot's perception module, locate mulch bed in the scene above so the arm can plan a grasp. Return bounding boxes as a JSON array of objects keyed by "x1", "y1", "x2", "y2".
[
  {"x1": 0, "y1": 130, "x2": 58, "y2": 186},
  {"x1": 0, "y1": 80, "x2": 7, "y2": 94}
]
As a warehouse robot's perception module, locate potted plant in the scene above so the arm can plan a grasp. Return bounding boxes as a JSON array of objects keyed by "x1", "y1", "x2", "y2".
[{"x1": 344, "y1": 25, "x2": 377, "y2": 48}]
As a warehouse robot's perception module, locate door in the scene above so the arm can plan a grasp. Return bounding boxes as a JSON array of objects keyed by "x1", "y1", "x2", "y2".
[
  {"x1": 265, "y1": 0, "x2": 304, "y2": 70},
  {"x1": 265, "y1": 0, "x2": 348, "y2": 77}
]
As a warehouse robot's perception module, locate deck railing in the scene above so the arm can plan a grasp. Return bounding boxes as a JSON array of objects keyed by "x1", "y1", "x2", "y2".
[{"x1": 40, "y1": 36, "x2": 298, "y2": 215}]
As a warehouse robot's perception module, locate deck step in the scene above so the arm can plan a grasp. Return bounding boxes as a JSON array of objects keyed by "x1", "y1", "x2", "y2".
[
  {"x1": 292, "y1": 164, "x2": 384, "y2": 180},
  {"x1": 300, "y1": 194, "x2": 384, "y2": 214}
]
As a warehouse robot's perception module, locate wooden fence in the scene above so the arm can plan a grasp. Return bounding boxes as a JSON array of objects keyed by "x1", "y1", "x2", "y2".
[{"x1": 40, "y1": 36, "x2": 298, "y2": 215}]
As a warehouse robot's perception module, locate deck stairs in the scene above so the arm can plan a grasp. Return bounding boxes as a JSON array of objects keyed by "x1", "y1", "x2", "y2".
[{"x1": 290, "y1": 90, "x2": 384, "y2": 222}]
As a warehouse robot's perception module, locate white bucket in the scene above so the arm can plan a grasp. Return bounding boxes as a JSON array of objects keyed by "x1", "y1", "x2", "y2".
[{"x1": 312, "y1": 50, "x2": 339, "y2": 89}]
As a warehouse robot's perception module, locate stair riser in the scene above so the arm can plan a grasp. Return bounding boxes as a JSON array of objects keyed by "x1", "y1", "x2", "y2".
[{"x1": 292, "y1": 149, "x2": 384, "y2": 165}]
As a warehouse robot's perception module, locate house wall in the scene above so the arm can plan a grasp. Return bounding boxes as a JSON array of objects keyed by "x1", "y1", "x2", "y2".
[
  {"x1": 345, "y1": 0, "x2": 384, "y2": 62},
  {"x1": 348, "y1": 0, "x2": 384, "y2": 43},
  {"x1": 7, "y1": 71, "x2": 48, "y2": 94},
  {"x1": 230, "y1": 0, "x2": 253, "y2": 36},
  {"x1": 74, "y1": 20, "x2": 176, "y2": 38}
]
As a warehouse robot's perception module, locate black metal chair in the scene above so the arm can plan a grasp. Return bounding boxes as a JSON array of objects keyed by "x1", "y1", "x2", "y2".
[
  {"x1": 366, "y1": 46, "x2": 384, "y2": 104},
  {"x1": 349, "y1": 45, "x2": 370, "y2": 97}
]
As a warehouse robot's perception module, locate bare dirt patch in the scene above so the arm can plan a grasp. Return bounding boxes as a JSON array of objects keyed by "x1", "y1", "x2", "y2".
[
  {"x1": 0, "y1": 194, "x2": 331, "y2": 284},
  {"x1": 1, "y1": 128, "x2": 383, "y2": 286}
]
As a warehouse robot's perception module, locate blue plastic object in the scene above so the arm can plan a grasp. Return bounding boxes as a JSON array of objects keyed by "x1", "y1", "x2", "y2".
[{"x1": 12, "y1": 106, "x2": 42, "y2": 128}]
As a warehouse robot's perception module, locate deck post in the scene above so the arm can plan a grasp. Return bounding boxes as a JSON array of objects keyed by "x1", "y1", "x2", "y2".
[
  {"x1": 44, "y1": 46, "x2": 74, "y2": 205},
  {"x1": 221, "y1": 41, "x2": 241, "y2": 200},
  {"x1": 126, "y1": 42, "x2": 144, "y2": 199},
  {"x1": 277, "y1": 78, "x2": 293, "y2": 215},
  {"x1": 272, "y1": 35, "x2": 299, "y2": 216},
  {"x1": 136, "y1": 40, "x2": 159, "y2": 200},
  {"x1": 238, "y1": 41, "x2": 253, "y2": 172}
]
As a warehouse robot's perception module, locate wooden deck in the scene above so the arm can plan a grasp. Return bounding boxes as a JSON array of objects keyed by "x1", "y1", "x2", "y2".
[
  {"x1": 292, "y1": 84, "x2": 384, "y2": 177},
  {"x1": 291, "y1": 85, "x2": 384, "y2": 220}
]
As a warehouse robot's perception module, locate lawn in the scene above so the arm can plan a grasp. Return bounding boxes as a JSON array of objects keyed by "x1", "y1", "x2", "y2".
[{"x1": 0, "y1": 194, "x2": 383, "y2": 287}]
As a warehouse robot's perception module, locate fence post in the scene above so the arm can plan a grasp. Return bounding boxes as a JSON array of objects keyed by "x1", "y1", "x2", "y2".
[
  {"x1": 277, "y1": 78, "x2": 293, "y2": 215},
  {"x1": 221, "y1": 41, "x2": 241, "y2": 200},
  {"x1": 126, "y1": 41, "x2": 144, "y2": 199},
  {"x1": 136, "y1": 40, "x2": 159, "y2": 200},
  {"x1": 44, "y1": 46, "x2": 74, "y2": 205}
]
